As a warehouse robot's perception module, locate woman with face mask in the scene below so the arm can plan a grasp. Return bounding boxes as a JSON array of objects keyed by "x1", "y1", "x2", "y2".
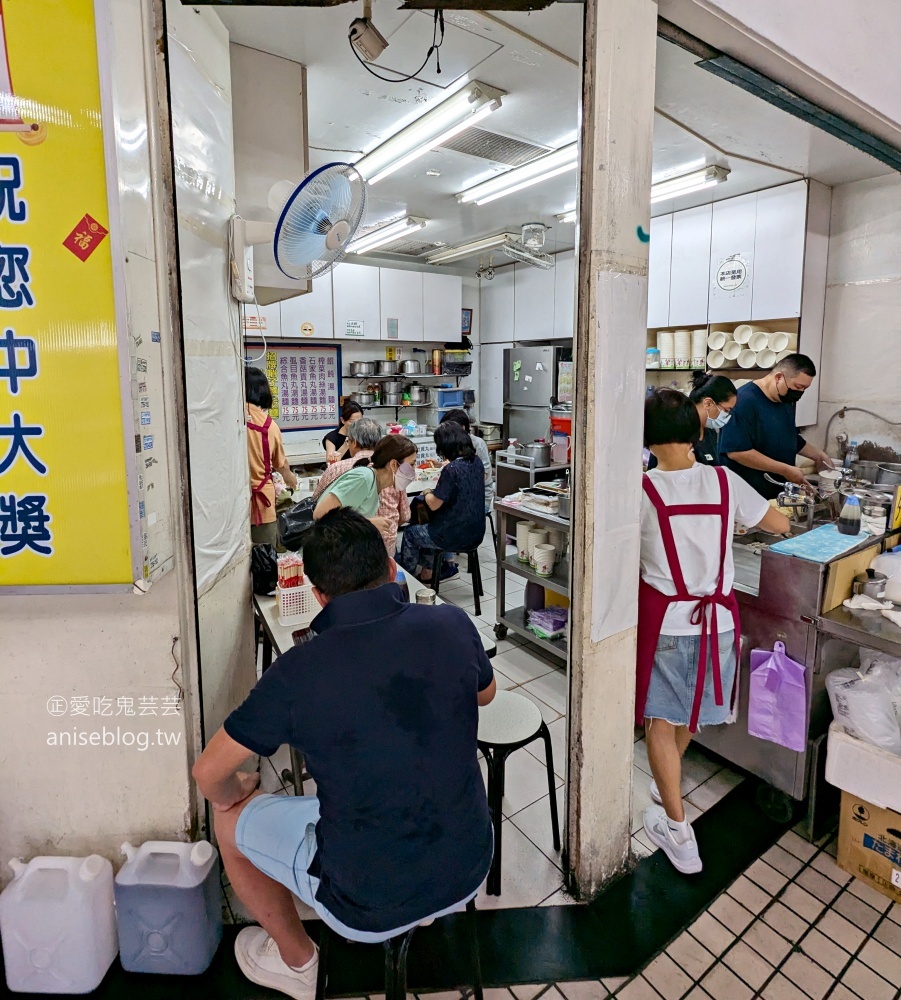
[
  {"x1": 647, "y1": 372, "x2": 737, "y2": 470},
  {"x1": 314, "y1": 435, "x2": 417, "y2": 551}
]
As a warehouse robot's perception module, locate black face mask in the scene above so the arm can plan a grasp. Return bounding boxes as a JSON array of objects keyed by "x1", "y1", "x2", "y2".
[{"x1": 777, "y1": 378, "x2": 805, "y2": 405}]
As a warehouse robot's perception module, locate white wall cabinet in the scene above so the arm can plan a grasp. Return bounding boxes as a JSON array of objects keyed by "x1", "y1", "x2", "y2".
[
  {"x1": 752, "y1": 181, "x2": 808, "y2": 320},
  {"x1": 479, "y1": 265, "x2": 515, "y2": 344},
  {"x1": 279, "y1": 271, "x2": 333, "y2": 340},
  {"x1": 708, "y1": 194, "x2": 756, "y2": 323},
  {"x1": 513, "y1": 262, "x2": 556, "y2": 341},
  {"x1": 669, "y1": 203, "x2": 712, "y2": 326},
  {"x1": 553, "y1": 250, "x2": 576, "y2": 339},
  {"x1": 379, "y1": 268, "x2": 423, "y2": 342},
  {"x1": 647, "y1": 215, "x2": 672, "y2": 328},
  {"x1": 332, "y1": 264, "x2": 381, "y2": 340},
  {"x1": 422, "y1": 272, "x2": 462, "y2": 342}
]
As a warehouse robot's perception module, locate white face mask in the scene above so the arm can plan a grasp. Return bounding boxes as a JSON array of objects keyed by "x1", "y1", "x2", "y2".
[{"x1": 394, "y1": 462, "x2": 415, "y2": 491}]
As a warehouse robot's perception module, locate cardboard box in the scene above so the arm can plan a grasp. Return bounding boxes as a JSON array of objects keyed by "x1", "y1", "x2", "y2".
[{"x1": 837, "y1": 791, "x2": 901, "y2": 905}]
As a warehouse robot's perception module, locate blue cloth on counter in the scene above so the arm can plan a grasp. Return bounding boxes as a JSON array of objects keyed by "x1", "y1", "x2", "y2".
[{"x1": 769, "y1": 523, "x2": 867, "y2": 563}]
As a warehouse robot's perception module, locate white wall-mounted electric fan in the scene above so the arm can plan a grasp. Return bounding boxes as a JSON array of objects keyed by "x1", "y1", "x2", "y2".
[{"x1": 229, "y1": 162, "x2": 367, "y2": 302}]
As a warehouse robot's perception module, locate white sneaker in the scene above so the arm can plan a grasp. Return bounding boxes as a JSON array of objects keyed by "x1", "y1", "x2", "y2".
[
  {"x1": 650, "y1": 780, "x2": 662, "y2": 806},
  {"x1": 643, "y1": 805, "x2": 703, "y2": 875},
  {"x1": 234, "y1": 926, "x2": 318, "y2": 1000}
]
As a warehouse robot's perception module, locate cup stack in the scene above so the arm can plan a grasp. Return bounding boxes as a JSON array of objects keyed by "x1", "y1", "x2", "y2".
[
  {"x1": 691, "y1": 329, "x2": 707, "y2": 369},
  {"x1": 528, "y1": 529, "x2": 550, "y2": 567},
  {"x1": 516, "y1": 521, "x2": 536, "y2": 563},
  {"x1": 534, "y1": 544, "x2": 556, "y2": 577},
  {"x1": 657, "y1": 331, "x2": 675, "y2": 369},
  {"x1": 674, "y1": 330, "x2": 692, "y2": 370}
]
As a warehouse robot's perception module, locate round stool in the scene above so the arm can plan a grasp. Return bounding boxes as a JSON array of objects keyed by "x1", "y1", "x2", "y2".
[{"x1": 478, "y1": 689, "x2": 561, "y2": 895}]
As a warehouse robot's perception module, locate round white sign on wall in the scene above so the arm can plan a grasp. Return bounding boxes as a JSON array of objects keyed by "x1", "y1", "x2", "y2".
[
  {"x1": 301, "y1": 322, "x2": 314, "y2": 337},
  {"x1": 716, "y1": 255, "x2": 748, "y2": 291}
]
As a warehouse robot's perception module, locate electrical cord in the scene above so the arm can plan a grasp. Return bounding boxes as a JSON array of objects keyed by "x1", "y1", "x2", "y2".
[{"x1": 349, "y1": 9, "x2": 445, "y2": 83}]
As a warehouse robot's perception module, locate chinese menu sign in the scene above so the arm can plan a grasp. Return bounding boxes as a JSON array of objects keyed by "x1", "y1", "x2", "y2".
[
  {"x1": 250, "y1": 345, "x2": 341, "y2": 430},
  {"x1": 0, "y1": 0, "x2": 133, "y2": 587}
]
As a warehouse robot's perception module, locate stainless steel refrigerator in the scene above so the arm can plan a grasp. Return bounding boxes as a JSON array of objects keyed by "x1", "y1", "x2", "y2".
[{"x1": 503, "y1": 345, "x2": 570, "y2": 444}]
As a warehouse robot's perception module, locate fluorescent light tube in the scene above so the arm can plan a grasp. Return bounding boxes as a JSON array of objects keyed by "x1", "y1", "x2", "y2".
[
  {"x1": 355, "y1": 82, "x2": 505, "y2": 185},
  {"x1": 555, "y1": 209, "x2": 577, "y2": 224},
  {"x1": 425, "y1": 232, "x2": 519, "y2": 265},
  {"x1": 650, "y1": 165, "x2": 729, "y2": 204},
  {"x1": 457, "y1": 142, "x2": 579, "y2": 206},
  {"x1": 348, "y1": 216, "x2": 427, "y2": 254}
]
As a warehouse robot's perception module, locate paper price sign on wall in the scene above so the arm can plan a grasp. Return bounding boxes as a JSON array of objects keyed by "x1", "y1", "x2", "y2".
[
  {"x1": 248, "y1": 345, "x2": 341, "y2": 431},
  {"x1": 1, "y1": 0, "x2": 133, "y2": 588},
  {"x1": 344, "y1": 320, "x2": 364, "y2": 338}
]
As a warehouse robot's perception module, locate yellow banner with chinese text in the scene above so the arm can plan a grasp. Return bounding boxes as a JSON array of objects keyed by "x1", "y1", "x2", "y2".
[{"x1": 0, "y1": 0, "x2": 132, "y2": 586}]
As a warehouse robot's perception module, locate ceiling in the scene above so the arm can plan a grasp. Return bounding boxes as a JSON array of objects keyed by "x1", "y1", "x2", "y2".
[{"x1": 214, "y1": 2, "x2": 891, "y2": 267}]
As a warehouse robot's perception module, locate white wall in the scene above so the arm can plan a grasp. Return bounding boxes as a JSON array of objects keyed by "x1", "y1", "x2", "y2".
[
  {"x1": 809, "y1": 173, "x2": 901, "y2": 460},
  {"x1": 660, "y1": 0, "x2": 901, "y2": 145},
  {"x1": 168, "y1": 1, "x2": 255, "y2": 738}
]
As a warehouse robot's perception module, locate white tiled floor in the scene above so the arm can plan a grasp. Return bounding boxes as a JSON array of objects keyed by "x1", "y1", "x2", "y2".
[{"x1": 431, "y1": 535, "x2": 746, "y2": 910}]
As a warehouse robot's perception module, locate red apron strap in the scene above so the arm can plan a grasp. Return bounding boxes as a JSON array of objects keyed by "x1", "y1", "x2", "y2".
[
  {"x1": 247, "y1": 415, "x2": 274, "y2": 526},
  {"x1": 642, "y1": 475, "x2": 690, "y2": 597}
]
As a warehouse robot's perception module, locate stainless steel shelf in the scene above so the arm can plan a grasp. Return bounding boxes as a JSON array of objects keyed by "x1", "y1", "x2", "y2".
[
  {"x1": 501, "y1": 555, "x2": 569, "y2": 597},
  {"x1": 498, "y1": 606, "x2": 567, "y2": 660}
]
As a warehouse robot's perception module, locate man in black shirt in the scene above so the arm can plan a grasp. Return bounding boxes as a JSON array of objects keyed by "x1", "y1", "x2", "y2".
[
  {"x1": 718, "y1": 354, "x2": 833, "y2": 500},
  {"x1": 194, "y1": 510, "x2": 496, "y2": 999}
]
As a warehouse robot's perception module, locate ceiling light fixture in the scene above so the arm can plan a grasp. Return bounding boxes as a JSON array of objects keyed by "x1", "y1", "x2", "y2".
[
  {"x1": 348, "y1": 216, "x2": 428, "y2": 254},
  {"x1": 650, "y1": 164, "x2": 729, "y2": 204},
  {"x1": 355, "y1": 81, "x2": 505, "y2": 185},
  {"x1": 555, "y1": 209, "x2": 577, "y2": 224},
  {"x1": 457, "y1": 142, "x2": 578, "y2": 206},
  {"x1": 425, "y1": 232, "x2": 519, "y2": 265}
]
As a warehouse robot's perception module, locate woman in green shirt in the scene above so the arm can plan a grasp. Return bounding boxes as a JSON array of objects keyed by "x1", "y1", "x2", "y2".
[{"x1": 313, "y1": 435, "x2": 417, "y2": 536}]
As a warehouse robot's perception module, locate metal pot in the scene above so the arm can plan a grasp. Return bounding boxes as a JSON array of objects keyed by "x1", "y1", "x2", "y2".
[
  {"x1": 350, "y1": 391, "x2": 375, "y2": 406},
  {"x1": 876, "y1": 463, "x2": 901, "y2": 487},
  {"x1": 852, "y1": 460, "x2": 881, "y2": 483},
  {"x1": 381, "y1": 379, "x2": 405, "y2": 394},
  {"x1": 408, "y1": 385, "x2": 430, "y2": 404},
  {"x1": 557, "y1": 492, "x2": 571, "y2": 520},
  {"x1": 523, "y1": 440, "x2": 552, "y2": 468},
  {"x1": 382, "y1": 392, "x2": 404, "y2": 405},
  {"x1": 349, "y1": 361, "x2": 376, "y2": 377},
  {"x1": 400, "y1": 359, "x2": 422, "y2": 375},
  {"x1": 853, "y1": 570, "x2": 888, "y2": 599},
  {"x1": 377, "y1": 360, "x2": 399, "y2": 375}
]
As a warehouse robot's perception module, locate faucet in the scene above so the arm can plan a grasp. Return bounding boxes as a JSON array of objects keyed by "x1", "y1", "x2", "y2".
[{"x1": 776, "y1": 482, "x2": 816, "y2": 532}]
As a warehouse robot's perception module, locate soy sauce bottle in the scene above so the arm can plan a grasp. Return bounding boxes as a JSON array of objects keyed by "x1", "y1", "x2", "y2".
[{"x1": 837, "y1": 495, "x2": 862, "y2": 536}]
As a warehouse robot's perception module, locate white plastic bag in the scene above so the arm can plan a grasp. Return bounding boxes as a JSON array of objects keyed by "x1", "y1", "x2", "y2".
[
  {"x1": 826, "y1": 667, "x2": 901, "y2": 756},
  {"x1": 862, "y1": 652, "x2": 901, "y2": 731}
]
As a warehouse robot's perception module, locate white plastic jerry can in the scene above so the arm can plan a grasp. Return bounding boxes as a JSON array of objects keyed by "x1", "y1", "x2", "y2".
[
  {"x1": 0, "y1": 855, "x2": 117, "y2": 994},
  {"x1": 114, "y1": 840, "x2": 222, "y2": 975}
]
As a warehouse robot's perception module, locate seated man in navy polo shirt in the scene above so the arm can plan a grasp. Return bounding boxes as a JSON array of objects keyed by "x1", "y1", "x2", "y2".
[{"x1": 193, "y1": 509, "x2": 496, "y2": 1000}]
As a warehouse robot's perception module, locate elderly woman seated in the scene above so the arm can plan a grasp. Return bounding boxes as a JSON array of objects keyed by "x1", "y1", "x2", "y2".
[{"x1": 313, "y1": 417, "x2": 383, "y2": 500}]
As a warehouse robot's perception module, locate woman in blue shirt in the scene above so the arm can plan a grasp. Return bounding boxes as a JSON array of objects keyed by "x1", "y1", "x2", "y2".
[{"x1": 400, "y1": 421, "x2": 486, "y2": 583}]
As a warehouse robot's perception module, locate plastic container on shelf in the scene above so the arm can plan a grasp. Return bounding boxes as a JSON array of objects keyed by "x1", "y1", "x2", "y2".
[
  {"x1": 0, "y1": 855, "x2": 118, "y2": 994},
  {"x1": 115, "y1": 841, "x2": 222, "y2": 976},
  {"x1": 871, "y1": 545, "x2": 901, "y2": 581},
  {"x1": 550, "y1": 406, "x2": 572, "y2": 464},
  {"x1": 435, "y1": 388, "x2": 464, "y2": 409}
]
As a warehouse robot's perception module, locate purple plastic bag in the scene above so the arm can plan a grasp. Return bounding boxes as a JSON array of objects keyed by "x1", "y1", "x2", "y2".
[{"x1": 747, "y1": 641, "x2": 808, "y2": 753}]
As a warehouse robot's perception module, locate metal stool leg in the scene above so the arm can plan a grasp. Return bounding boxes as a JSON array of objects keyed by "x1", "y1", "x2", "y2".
[
  {"x1": 487, "y1": 511, "x2": 497, "y2": 550},
  {"x1": 396, "y1": 928, "x2": 416, "y2": 1000},
  {"x1": 486, "y1": 750, "x2": 506, "y2": 895},
  {"x1": 315, "y1": 924, "x2": 330, "y2": 1000},
  {"x1": 430, "y1": 549, "x2": 443, "y2": 596},
  {"x1": 466, "y1": 899, "x2": 483, "y2": 1000},
  {"x1": 470, "y1": 550, "x2": 482, "y2": 615},
  {"x1": 539, "y1": 722, "x2": 561, "y2": 851},
  {"x1": 384, "y1": 939, "x2": 398, "y2": 1000}
]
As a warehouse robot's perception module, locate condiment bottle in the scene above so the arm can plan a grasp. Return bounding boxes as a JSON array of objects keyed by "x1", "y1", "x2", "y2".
[{"x1": 837, "y1": 495, "x2": 862, "y2": 536}]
